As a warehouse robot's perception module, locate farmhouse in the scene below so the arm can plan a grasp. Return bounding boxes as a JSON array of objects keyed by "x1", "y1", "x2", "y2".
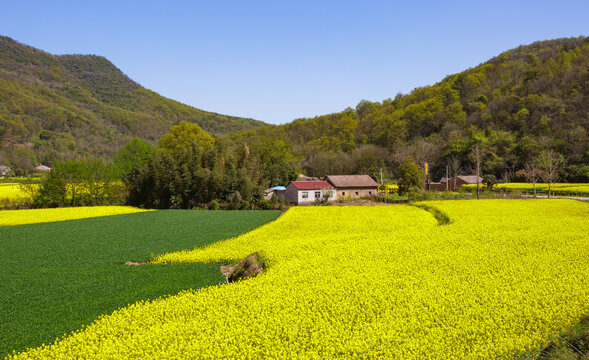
[
  {"x1": 35, "y1": 164, "x2": 51, "y2": 172},
  {"x1": 429, "y1": 175, "x2": 484, "y2": 191},
  {"x1": 284, "y1": 181, "x2": 336, "y2": 205},
  {"x1": 0, "y1": 165, "x2": 11, "y2": 177},
  {"x1": 323, "y1": 175, "x2": 378, "y2": 199}
]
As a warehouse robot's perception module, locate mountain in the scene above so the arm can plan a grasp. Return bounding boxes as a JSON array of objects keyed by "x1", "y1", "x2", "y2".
[
  {"x1": 0, "y1": 35, "x2": 266, "y2": 171},
  {"x1": 228, "y1": 37, "x2": 589, "y2": 182}
]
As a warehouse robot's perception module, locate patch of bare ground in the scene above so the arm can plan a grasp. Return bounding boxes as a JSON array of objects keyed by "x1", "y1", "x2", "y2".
[{"x1": 124, "y1": 261, "x2": 149, "y2": 266}]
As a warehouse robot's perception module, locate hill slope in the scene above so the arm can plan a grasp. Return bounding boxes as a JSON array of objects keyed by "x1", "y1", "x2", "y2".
[
  {"x1": 0, "y1": 36, "x2": 266, "y2": 170},
  {"x1": 229, "y1": 37, "x2": 589, "y2": 182}
]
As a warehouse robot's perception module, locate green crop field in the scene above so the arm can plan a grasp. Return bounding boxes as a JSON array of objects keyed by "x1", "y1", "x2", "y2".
[{"x1": 0, "y1": 210, "x2": 281, "y2": 357}]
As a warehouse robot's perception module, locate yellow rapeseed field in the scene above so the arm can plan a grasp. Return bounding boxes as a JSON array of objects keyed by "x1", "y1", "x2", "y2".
[
  {"x1": 8, "y1": 200, "x2": 589, "y2": 359},
  {"x1": 464, "y1": 182, "x2": 589, "y2": 195},
  {"x1": 0, "y1": 206, "x2": 152, "y2": 227},
  {"x1": 0, "y1": 183, "x2": 31, "y2": 201}
]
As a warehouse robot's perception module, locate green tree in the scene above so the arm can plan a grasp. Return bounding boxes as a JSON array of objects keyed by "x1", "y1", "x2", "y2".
[
  {"x1": 159, "y1": 121, "x2": 215, "y2": 151},
  {"x1": 397, "y1": 158, "x2": 423, "y2": 195},
  {"x1": 112, "y1": 138, "x2": 154, "y2": 177},
  {"x1": 482, "y1": 174, "x2": 498, "y2": 190},
  {"x1": 34, "y1": 159, "x2": 122, "y2": 207}
]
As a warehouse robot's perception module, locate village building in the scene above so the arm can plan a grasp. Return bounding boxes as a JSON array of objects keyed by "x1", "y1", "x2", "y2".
[
  {"x1": 323, "y1": 175, "x2": 378, "y2": 199},
  {"x1": 35, "y1": 164, "x2": 51, "y2": 172},
  {"x1": 264, "y1": 186, "x2": 286, "y2": 201},
  {"x1": 284, "y1": 181, "x2": 336, "y2": 205},
  {"x1": 429, "y1": 175, "x2": 484, "y2": 192},
  {"x1": 0, "y1": 165, "x2": 11, "y2": 177}
]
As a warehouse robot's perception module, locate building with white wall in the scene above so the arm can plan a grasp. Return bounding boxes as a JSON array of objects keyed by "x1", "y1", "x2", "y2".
[{"x1": 284, "y1": 181, "x2": 336, "y2": 205}]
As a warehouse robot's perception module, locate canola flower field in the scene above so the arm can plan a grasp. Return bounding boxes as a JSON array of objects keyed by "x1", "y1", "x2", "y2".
[
  {"x1": 8, "y1": 199, "x2": 589, "y2": 359},
  {"x1": 0, "y1": 183, "x2": 29, "y2": 201},
  {"x1": 0, "y1": 206, "x2": 151, "y2": 226},
  {"x1": 463, "y1": 182, "x2": 589, "y2": 195}
]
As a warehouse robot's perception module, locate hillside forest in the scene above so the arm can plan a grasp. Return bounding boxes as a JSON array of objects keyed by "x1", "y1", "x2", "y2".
[
  {"x1": 3, "y1": 36, "x2": 589, "y2": 209},
  {"x1": 230, "y1": 36, "x2": 589, "y2": 184},
  {"x1": 0, "y1": 35, "x2": 266, "y2": 173}
]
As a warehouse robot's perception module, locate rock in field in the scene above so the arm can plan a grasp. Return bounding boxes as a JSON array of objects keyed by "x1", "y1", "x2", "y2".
[{"x1": 220, "y1": 252, "x2": 265, "y2": 283}]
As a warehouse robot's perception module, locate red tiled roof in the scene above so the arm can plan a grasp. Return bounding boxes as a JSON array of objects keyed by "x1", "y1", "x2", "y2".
[
  {"x1": 324, "y1": 175, "x2": 378, "y2": 188},
  {"x1": 289, "y1": 181, "x2": 333, "y2": 190}
]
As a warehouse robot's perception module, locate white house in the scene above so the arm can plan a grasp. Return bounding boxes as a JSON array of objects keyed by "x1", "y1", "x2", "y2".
[
  {"x1": 0, "y1": 165, "x2": 11, "y2": 177},
  {"x1": 284, "y1": 181, "x2": 336, "y2": 205}
]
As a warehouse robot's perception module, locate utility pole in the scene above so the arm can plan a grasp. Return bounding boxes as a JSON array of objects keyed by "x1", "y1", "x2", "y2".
[
  {"x1": 422, "y1": 163, "x2": 425, "y2": 191},
  {"x1": 379, "y1": 168, "x2": 383, "y2": 185},
  {"x1": 445, "y1": 165, "x2": 449, "y2": 191}
]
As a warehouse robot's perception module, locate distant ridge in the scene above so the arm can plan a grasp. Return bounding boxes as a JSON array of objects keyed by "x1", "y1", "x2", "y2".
[
  {"x1": 0, "y1": 35, "x2": 267, "y2": 168},
  {"x1": 229, "y1": 36, "x2": 589, "y2": 182}
]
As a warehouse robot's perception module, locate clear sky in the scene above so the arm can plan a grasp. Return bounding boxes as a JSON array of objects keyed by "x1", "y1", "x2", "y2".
[{"x1": 1, "y1": 1, "x2": 587, "y2": 124}]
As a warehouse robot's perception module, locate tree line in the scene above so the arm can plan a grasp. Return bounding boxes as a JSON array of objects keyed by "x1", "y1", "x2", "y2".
[{"x1": 27, "y1": 121, "x2": 297, "y2": 209}]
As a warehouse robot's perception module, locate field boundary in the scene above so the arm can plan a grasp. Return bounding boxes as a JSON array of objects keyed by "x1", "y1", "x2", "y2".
[{"x1": 412, "y1": 203, "x2": 451, "y2": 225}]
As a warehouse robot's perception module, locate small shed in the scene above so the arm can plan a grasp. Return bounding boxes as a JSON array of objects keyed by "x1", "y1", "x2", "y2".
[
  {"x1": 284, "y1": 181, "x2": 336, "y2": 205},
  {"x1": 264, "y1": 186, "x2": 286, "y2": 201},
  {"x1": 433, "y1": 175, "x2": 484, "y2": 191}
]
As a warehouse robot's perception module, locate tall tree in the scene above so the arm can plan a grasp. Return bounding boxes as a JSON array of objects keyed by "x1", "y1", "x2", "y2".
[
  {"x1": 397, "y1": 158, "x2": 423, "y2": 195},
  {"x1": 112, "y1": 138, "x2": 154, "y2": 177},
  {"x1": 469, "y1": 144, "x2": 484, "y2": 199},
  {"x1": 448, "y1": 156, "x2": 461, "y2": 191},
  {"x1": 523, "y1": 158, "x2": 541, "y2": 197},
  {"x1": 537, "y1": 150, "x2": 565, "y2": 198},
  {"x1": 159, "y1": 121, "x2": 215, "y2": 151}
]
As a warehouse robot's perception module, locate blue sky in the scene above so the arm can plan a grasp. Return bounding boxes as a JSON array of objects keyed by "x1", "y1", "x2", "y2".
[{"x1": 1, "y1": 1, "x2": 587, "y2": 124}]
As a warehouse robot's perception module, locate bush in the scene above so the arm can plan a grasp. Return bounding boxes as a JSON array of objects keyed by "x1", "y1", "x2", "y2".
[
  {"x1": 257, "y1": 199, "x2": 273, "y2": 210},
  {"x1": 208, "y1": 199, "x2": 220, "y2": 210}
]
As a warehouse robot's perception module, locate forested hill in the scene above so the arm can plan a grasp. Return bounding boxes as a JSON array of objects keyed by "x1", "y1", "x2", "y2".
[
  {"x1": 229, "y1": 36, "x2": 589, "y2": 182},
  {"x1": 0, "y1": 35, "x2": 266, "y2": 170}
]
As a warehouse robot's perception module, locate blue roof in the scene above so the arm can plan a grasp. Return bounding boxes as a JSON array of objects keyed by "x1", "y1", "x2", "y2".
[{"x1": 269, "y1": 186, "x2": 286, "y2": 191}]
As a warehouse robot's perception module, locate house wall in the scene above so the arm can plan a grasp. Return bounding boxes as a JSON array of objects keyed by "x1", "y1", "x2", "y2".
[
  {"x1": 337, "y1": 187, "x2": 377, "y2": 200},
  {"x1": 284, "y1": 184, "x2": 299, "y2": 204},
  {"x1": 297, "y1": 189, "x2": 337, "y2": 204},
  {"x1": 428, "y1": 182, "x2": 446, "y2": 191},
  {"x1": 273, "y1": 190, "x2": 285, "y2": 201},
  {"x1": 439, "y1": 178, "x2": 469, "y2": 191},
  {"x1": 285, "y1": 185, "x2": 337, "y2": 204}
]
